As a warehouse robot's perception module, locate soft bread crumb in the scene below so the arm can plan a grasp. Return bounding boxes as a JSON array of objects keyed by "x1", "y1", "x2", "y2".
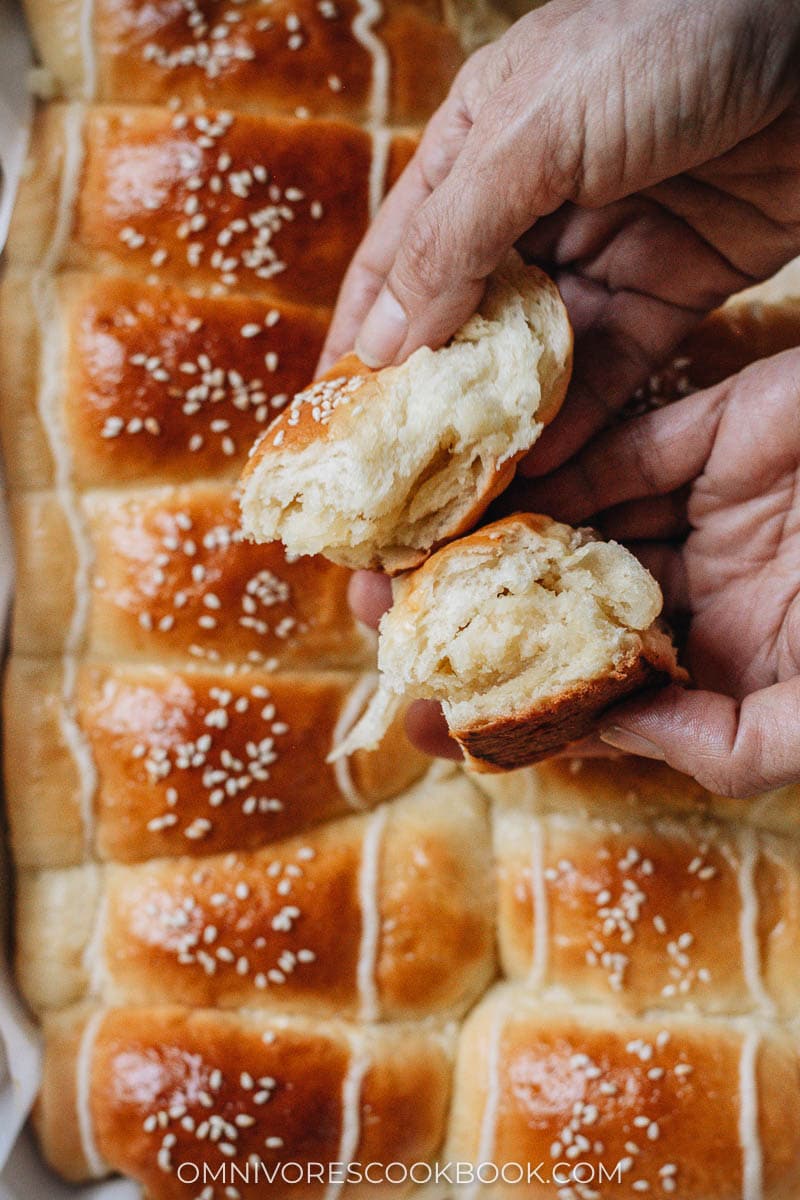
[
  {"x1": 331, "y1": 514, "x2": 684, "y2": 766},
  {"x1": 240, "y1": 253, "x2": 572, "y2": 572}
]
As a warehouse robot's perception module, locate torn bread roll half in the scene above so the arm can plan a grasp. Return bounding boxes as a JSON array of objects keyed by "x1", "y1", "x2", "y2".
[
  {"x1": 332, "y1": 513, "x2": 687, "y2": 772},
  {"x1": 239, "y1": 253, "x2": 572, "y2": 573}
]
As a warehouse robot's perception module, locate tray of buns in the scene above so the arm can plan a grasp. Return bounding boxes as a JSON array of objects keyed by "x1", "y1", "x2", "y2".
[{"x1": 2, "y1": 2, "x2": 800, "y2": 1198}]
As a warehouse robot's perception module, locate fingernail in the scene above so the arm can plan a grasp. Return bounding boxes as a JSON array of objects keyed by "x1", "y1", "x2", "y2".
[
  {"x1": 599, "y1": 727, "x2": 666, "y2": 761},
  {"x1": 355, "y1": 287, "x2": 408, "y2": 368}
]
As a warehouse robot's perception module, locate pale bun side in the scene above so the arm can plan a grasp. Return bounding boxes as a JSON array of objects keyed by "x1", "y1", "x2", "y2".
[{"x1": 240, "y1": 255, "x2": 572, "y2": 573}]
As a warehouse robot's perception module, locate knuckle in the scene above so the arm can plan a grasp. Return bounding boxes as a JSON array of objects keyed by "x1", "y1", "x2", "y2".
[
  {"x1": 687, "y1": 753, "x2": 752, "y2": 799},
  {"x1": 455, "y1": 43, "x2": 495, "y2": 98},
  {"x1": 721, "y1": 717, "x2": 774, "y2": 798},
  {"x1": 417, "y1": 134, "x2": 460, "y2": 195},
  {"x1": 457, "y1": 39, "x2": 515, "y2": 114},
  {"x1": 546, "y1": 114, "x2": 590, "y2": 203},
  {"x1": 627, "y1": 420, "x2": 665, "y2": 496},
  {"x1": 392, "y1": 211, "x2": 448, "y2": 301},
  {"x1": 480, "y1": 39, "x2": 517, "y2": 92}
]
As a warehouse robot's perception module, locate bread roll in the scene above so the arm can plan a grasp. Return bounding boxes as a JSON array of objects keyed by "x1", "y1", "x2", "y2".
[
  {"x1": 477, "y1": 755, "x2": 800, "y2": 837},
  {"x1": 0, "y1": 270, "x2": 329, "y2": 489},
  {"x1": 447, "y1": 985, "x2": 800, "y2": 1199},
  {"x1": 22, "y1": 0, "x2": 472, "y2": 124},
  {"x1": 492, "y1": 786, "x2": 800, "y2": 1018},
  {"x1": 337, "y1": 513, "x2": 685, "y2": 771},
  {"x1": 17, "y1": 774, "x2": 494, "y2": 1020},
  {"x1": 6, "y1": 103, "x2": 414, "y2": 304},
  {"x1": 4, "y1": 660, "x2": 428, "y2": 868},
  {"x1": 36, "y1": 1003, "x2": 455, "y2": 1190},
  {"x1": 10, "y1": 483, "x2": 374, "y2": 668},
  {"x1": 240, "y1": 255, "x2": 572, "y2": 573}
]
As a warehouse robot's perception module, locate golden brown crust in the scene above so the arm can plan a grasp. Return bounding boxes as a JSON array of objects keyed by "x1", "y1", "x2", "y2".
[
  {"x1": 757, "y1": 839, "x2": 800, "y2": 1017},
  {"x1": 4, "y1": 659, "x2": 427, "y2": 867},
  {"x1": 369, "y1": 776, "x2": 495, "y2": 1017},
  {"x1": 25, "y1": 0, "x2": 465, "y2": 125},
  {"x1": 483, "y1": 754, "x2": 800, "y2": 835},
  {"x1": 686, "y1": 296, "x2": 800, "y2": 385},
  {"x1": 455, "y1": 644, "x2": 679, "y2": 772},
  {"x1": 8, "y1": 492, "x2": 78, "y2": 658},
  {"x1": 0, "y1": 274, "x2": 54, "y2": 489},
  {"x1": 0, "y1": 271, "x2": 329, "y2": 488},
  {"x1": 37, "y1": 1005, "x2": 454, "y2": 1190},
  {"x1": 17, "y1": 777, "x2": 494, "y2": 1020},
  {"x1": 241, "y1": 351, "x2": 374, "y2": 467},
  {"x1": 493, "y1": 796, "x2": 800, "y2": 1017},
  {"x1": 7, "y1": 105, "x2": 414, "y2": 305},
  {"x1": 16, "y1": 866, "x2": 101, "y2": 1013},
  {"x1": 10, "y1": 485, "x2": 374, "y2": 668},
  {"x1": 447, "y1": 988, "x2": 800, "y2": 1200}
]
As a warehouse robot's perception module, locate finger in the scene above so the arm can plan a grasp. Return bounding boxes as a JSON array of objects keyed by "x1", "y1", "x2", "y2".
[
  {"x1": 626, "y1": 543, "x2": 690, "y2": 617},
  {"x1": 515, "y1": 172, "x2": 783, "y2": 478},
  {"x1": 518, "y1": 188, "x2": 765, "y2": 478},
  {"x1": 499, "y1": 473, "x2": 686, "y2": 542},
  {"x1": 318, "y1": 132, "x2": 458, "y2": 372},
  {"x1": 599, "y1": 679, "x2": 800, "y2": 798},
  {"x1": 353, "y1": 37, "x2": 595, "y2": 366},
  {"x1": 521, "y1": 281, "x2": 703, "y2": 477},
  {"x1": 515, "y1": 377, "x2": 728, "y2": 523},
  {"x1": 318, "y1": 56, "x2": 486, "y2": 373},
  {"x1": 347, "y1": 570, "x2": 392, "y2": 629},
  {"x1": 405, "y1": 700, "x2": 463, "y2": 761},
  {"x1": 595, "y1": 490, "x2": 690, "y2": 543},
  {"x1": 352, "y1": 0, "x2": 793, "y2": 370}
]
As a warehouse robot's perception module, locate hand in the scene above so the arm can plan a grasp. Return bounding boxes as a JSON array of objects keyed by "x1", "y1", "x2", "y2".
[
  {"x1": 351, "y1": 349, "x2": 800, "y2": 798},
  {"x1": 322, "y1": 0, "x2": 800, "y2": 479},
  {"x1": 517, "y1": 347, "x2": 800, "y2": 798},
  {"x1": 343, "y1": 0, "x2": 800, "y2": 796}
]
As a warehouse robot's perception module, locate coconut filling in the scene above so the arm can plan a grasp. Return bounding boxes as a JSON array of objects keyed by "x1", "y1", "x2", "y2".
[
  {"x1": 241, "y1": 264, "x2": 556, "y2": 566},
  {"x1": 330, "y1": 530, "x2": 664, "y2": 759}
]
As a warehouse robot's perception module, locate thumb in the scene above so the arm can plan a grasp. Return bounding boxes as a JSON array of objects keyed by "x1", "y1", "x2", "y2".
[
  {"x1": 353, "y1": 51, "x2": 574, "y2": 367},
  {"x1": 352, "y1": 118, "x2": 518, "y2": 367},
  {"x1": 600, "y1": 681, "x2": 800, "y2": 798}
]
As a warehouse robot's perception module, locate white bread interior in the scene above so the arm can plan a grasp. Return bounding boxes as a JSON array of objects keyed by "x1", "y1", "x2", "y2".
[
  {"x1": 240, "y1": 254, "x2": 572, "y2": 572},
  {"x1": 333, "y1": 515, "x2": 680, "y2": 760}
]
